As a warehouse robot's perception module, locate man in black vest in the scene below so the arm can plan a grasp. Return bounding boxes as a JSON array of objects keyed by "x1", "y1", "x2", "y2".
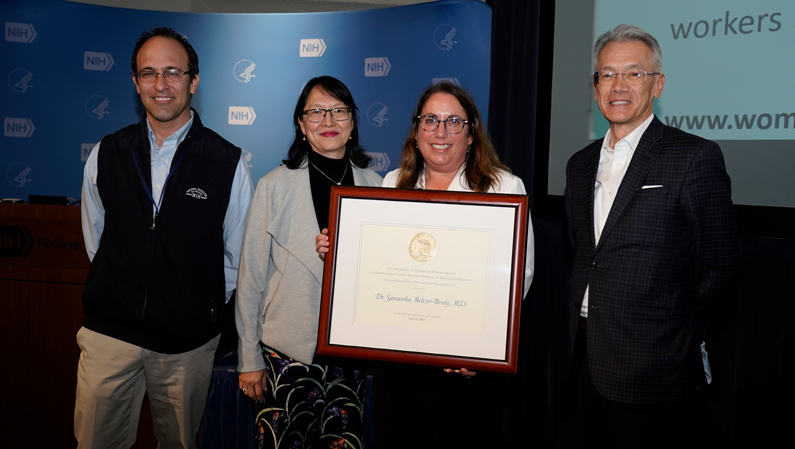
[{"x1": 75, "y1": 27, "x2": 253, "y2": 448}]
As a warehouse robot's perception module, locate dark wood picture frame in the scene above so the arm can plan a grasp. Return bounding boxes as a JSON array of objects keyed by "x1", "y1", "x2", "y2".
[{"x1": 317, "y1": 186, "x2": 528, "y2": 373}]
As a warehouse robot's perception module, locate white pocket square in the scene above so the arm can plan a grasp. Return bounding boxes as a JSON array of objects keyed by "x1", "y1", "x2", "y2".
[{"x1": 641, "y1": 185, "x2": 663, "y2": 189}]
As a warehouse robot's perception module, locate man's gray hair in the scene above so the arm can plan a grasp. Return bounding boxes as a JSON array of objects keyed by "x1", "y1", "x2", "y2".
[{"x1": 593, "y1": 24, "x2": 663, "y2": 72}]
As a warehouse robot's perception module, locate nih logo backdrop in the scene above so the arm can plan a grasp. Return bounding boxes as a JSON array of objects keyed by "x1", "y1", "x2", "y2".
[{"x1": 1, "y1": 0, "x2": 491, "y2": 200}]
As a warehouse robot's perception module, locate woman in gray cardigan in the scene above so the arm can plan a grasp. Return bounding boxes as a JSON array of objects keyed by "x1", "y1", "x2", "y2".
[{"x1": 236, "y1": 76, "x2": 382, "y2": 449}]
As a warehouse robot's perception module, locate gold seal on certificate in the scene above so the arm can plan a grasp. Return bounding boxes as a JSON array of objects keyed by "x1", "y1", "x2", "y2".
[{"x1": 409, "y1": 232, "x2": 438, "y2": 262}]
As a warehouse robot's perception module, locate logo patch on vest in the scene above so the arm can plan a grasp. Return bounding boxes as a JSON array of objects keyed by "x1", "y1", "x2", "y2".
[{"x1": 185, "y1": 188, "x2": 207, "y2": 200}]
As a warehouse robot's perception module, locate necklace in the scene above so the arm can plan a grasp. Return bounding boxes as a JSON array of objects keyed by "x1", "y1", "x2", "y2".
[{"x1": 309, "y1": 160, "x2": 348, "y2": 185}]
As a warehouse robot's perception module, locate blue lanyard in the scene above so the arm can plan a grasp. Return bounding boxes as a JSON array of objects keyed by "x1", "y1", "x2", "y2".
[{"x1": 129, "y1": 127, "x2": 202, "y2": 230}]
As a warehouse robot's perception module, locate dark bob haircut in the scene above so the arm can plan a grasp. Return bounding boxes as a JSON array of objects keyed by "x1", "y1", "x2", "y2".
[
  {"x1": 131, "y1": 27, "x2": 199, "y2": 81},
  {"x1": 283, "y1": 76, "x2": 372, "y2": 169}
]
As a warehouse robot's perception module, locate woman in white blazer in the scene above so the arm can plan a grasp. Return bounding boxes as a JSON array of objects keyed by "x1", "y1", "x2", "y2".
[{"x1": 316, "y1": 81, "x2": 535, "y2": 448}]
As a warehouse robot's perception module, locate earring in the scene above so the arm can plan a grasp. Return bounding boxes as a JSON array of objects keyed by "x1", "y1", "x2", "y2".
[
  {"x1": 467, "y1": 144, "x2": 471, "y2": 155},
  {"x1": 302, "y1": 134, "x2": 306, "y2": 141},
  {"x1": 349, "y1": 136, "x2": 352, "y2": 140}
]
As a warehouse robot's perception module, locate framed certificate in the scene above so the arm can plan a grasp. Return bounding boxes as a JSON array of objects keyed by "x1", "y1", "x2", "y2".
[{"x1": 317, "y1": 186, "x2": 528, "y2": 373}]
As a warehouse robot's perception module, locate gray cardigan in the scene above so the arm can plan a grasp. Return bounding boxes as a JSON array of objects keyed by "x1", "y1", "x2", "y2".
[{"x1": 235, "y1": 163, "x2": 383, "y2": 370}]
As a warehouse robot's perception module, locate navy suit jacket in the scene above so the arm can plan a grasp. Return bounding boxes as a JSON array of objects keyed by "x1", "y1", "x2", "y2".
[{"x1": 564, "y1": 116, "x2": 739, "y2": 404}]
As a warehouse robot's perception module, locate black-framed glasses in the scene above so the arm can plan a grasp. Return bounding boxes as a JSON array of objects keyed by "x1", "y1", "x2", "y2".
[
  {"x1": 592, "y1": 71, "x2": 661, "y2": 85},
  {"x1": 303, "y1": 108, "x2": 352, "y2": 122},
  {"x1": 417, "y1": 114, "x2": 469, "y2": 134},
  {"x1": 135, "y1": 69, "x2": 192, "y2": 83}
]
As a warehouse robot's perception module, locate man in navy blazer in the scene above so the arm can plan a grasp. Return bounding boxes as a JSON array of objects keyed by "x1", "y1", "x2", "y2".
[{"x1": 558, "y1": 25, "x2": 739, "y2": 448}]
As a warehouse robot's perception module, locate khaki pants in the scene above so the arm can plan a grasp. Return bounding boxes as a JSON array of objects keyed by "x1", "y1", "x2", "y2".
[{"x1": 74, "y1": 327, "x2": 220, "y2": 449}]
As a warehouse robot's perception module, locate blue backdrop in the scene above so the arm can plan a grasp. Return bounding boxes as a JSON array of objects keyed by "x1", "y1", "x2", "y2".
[{"x1": 1, "y1": 0, "x2": 491, "y2": 201}]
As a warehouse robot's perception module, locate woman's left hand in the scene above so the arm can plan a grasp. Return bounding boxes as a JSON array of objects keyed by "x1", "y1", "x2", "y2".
[{"x1": 443, "y1": 367, "x2": 477, "y2": 378}]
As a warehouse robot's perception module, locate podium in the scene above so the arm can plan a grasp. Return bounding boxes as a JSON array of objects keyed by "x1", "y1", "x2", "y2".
[{"x1": 0, "y1": 203, "x2": 89, "y2": 447}]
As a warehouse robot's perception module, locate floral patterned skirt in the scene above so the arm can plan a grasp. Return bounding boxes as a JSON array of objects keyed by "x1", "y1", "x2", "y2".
[{"x1": 255, "y1": 344, "x2": 366, "y2": 449}]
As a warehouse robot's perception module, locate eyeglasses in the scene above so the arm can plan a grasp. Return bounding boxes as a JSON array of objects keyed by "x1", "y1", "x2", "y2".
[
  {"x1": 135, "y1": 69, "x2": 192, "y2": 83},
  {"x1": 303, "y1": 108, "x2": 352, "y2": 122},
  {"x1": 417, "y1": 115, "x2": 469, "y2": 134},
  {"x1": 593, "y1": 71, "x2": 660, "y2": 85}
]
